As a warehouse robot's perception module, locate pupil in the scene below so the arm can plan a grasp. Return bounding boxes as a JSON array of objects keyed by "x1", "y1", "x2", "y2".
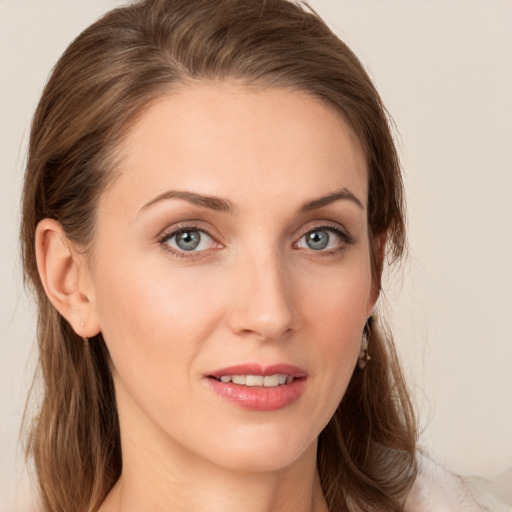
[
  {"x1": 307, "y1": 230, "x2": 329, "y2": 250},
  {"x1": 176, "y1": 231, "x2": 200, "y2": 251}
]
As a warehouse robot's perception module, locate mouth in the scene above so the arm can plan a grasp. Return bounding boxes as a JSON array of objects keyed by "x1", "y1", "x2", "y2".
[
  {"x1": 205, "y1": 364, "x2": 307, "y2": 411},
  {"x1": 208, "y1": 374, "x2": 296, "y2": 387}
]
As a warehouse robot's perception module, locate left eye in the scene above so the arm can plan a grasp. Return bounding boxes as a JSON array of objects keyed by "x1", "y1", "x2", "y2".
[
  {"x1": 162, "y1": 229, "x2": 215, "y2": 252},
  {"x1": 296, "y1": 228, "x2": 343, "y2": 251}
]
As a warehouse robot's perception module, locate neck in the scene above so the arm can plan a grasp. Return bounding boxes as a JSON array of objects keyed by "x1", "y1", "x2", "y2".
[
  {"x1": 100, "y1": 423, "x2": 328, "y2": 512},
  {"x1": 97, "y1": 370, "x2": 332, "y2": 512}
]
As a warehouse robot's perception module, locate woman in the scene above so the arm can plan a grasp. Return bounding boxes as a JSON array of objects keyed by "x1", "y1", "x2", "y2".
[{"x1": 20, "y1": 0, "x2": 482, "y2": 511}]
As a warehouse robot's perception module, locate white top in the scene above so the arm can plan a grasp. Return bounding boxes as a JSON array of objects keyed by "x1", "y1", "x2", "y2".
[{"x1": 404, "y1": 454, "x2": 485, "y2": 512}]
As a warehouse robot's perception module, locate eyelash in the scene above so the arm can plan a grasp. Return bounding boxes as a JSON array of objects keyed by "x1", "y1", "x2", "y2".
[
  {"x1": 157, "y1": 222, "x2": 217, "y2": 259},
  {"x1": 295, "y1": 222, "x2": 355, "y2": 255},
  {"x1": 157, "y1": 221, "x2": 355, "y2": 259}
]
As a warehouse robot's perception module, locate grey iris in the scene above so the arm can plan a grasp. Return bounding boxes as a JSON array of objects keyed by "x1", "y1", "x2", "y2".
[
  {"x1": 306, "y1": 230, "x2": 329, "y2": 250},
  {"x1": 176, "y1": 230, "x2": 201, "y2": 251}
]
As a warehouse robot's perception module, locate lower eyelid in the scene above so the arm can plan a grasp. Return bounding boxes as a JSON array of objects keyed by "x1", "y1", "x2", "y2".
[
  {"x1": 157, "y1": 223, "x2": 353, "y2": 256},
  {"x1": 158, "y1": 227, "x2": 218, "y2": 251},
  {"x1": 297, "y1": 226, "x2": 352, "y2": 243}
]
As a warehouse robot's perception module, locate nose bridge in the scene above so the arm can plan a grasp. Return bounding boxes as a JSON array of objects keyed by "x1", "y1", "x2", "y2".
[{"x1": 228, "y1": 241, "x2": 295, "y2": 340}]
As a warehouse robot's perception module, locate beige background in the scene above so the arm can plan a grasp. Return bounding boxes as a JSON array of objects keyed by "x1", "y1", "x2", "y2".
[{"x1": 1, "y1": 1, "x2": 511, "y2": 510}]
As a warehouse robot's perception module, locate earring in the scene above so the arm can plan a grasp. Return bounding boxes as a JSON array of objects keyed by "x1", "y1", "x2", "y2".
[
  {"x1": 79, "y1": 321, "x2": 89, "y2": 343},
  {"x1": 357, "y1": 328, "x2": 370, "y2": 369}
]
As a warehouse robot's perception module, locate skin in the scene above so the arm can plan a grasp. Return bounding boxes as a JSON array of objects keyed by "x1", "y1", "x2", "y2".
[{"x1": 36, "y1": 82, "x2": 379, "y2": 512}]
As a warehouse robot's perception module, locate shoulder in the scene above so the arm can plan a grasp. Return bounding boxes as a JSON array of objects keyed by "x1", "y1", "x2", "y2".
[{"x1": 404, "y1": 452, "x2": 484, "y2": 512}]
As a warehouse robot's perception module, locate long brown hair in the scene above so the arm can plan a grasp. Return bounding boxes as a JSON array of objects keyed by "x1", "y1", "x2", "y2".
[{"x1": 21, "y1": 1, "x2": 416, "y2": 511}]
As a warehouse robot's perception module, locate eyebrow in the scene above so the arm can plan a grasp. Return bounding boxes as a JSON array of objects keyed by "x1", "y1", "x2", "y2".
[
  {"x1": 139, "y1": 190, "x2": 234, "y2": 214},
  {"x1": 298, "y1": 188, "x2": 364, "y2": 212},
  {"x1": 139, "y1": 187, "x2": 364, "y2": 215}
]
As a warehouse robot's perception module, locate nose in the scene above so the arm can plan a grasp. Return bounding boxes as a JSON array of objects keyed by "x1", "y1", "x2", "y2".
[{"x1": 227, "y1": 250, "x2": 296, "y2": 342}]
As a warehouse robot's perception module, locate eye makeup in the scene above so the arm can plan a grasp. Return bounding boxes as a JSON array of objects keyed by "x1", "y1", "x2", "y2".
[{"x1": 155, "y1": 216, "x2": 356, "y2": 262}]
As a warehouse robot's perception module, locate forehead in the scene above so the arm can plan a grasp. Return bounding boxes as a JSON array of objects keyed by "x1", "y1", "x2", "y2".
[{"x1": 103, "y1": 82, "x2": 368, "y2": 216}]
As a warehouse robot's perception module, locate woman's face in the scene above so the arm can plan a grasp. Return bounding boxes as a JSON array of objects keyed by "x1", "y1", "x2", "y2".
[{"x1": 86, "y1": 82, "x2": 377, "y2": 473}]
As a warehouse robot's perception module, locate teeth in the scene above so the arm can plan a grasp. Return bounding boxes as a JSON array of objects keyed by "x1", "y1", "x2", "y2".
[
  {"x1": 246, "y1": 375, "x2": 264, "y2": 386},
  {"x1": 231, "y1": 375, "x2": 246, "y2": 385},
  {"x1": 263, "y1": 375, "x2": 279, "y2": 387},
  {"x1": 216, "y1": 373, "x2": 294, "y2": 387}
]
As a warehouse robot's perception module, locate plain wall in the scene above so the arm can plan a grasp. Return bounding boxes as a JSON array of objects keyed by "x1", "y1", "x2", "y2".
[{"x1": 1, "y1": 1, "x2": 511, "y2": 511}]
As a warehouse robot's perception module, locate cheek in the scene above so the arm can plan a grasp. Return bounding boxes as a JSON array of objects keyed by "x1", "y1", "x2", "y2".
[
  {"x1": 90, "y1": 250, "x2": 223, "y2": 388},
  {"x1": 300, "y1": 254, "x2": 373, "y2": 343},
  {"x1": 89, "y1": 254, "x2": 229, "y2": 442},
  {"x1": 311, "y1": 285, "x2": 368, "y2": 378},
  {"x1": 297, "y1": 258, "x2": 372, "y2": 420}
]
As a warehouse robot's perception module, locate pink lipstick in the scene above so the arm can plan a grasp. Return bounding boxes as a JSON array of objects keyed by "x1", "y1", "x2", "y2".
[{"x1": 205, "y1": 364, "x2": 307, "y2": 411}]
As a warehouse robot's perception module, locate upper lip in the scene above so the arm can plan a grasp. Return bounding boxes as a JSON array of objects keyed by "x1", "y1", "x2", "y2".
[{"x1": 207, "y1": 363, "x2": 307, "y2": 379}]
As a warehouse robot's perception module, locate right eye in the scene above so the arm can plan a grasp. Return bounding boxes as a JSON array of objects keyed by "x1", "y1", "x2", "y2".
[{"x1": 160, "y1": 228, "x2": 218, "y2": 254}]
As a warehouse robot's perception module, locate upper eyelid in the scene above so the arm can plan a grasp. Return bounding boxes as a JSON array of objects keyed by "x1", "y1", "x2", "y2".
[
  {"x1": 157, "y1": 221, "x2": 217, "y2": 242},
  {"x1": 158, "y1": 225, "x2": 220, "y2": 258},
  {"x1": 159, "y1": 227, "x2": 213, "y2": 243},
  {"x1": 294, "y1": 222, "x2": 356, "y2": 250},
  {"x1": 296, "y1": 221, "x2": 351, "y2": 238},
  {"x1": 158, "y1": 221, "x2": 345, "y2": 235},
  {"x1": 156, "y1": 219, "x2": 353, "y2": 246}
]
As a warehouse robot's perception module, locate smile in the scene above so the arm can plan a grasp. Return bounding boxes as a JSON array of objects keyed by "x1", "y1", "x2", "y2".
[
  {"x1": 211, "y1": 374, "x2": 295, "y2": 387},
  {"x1": 206, "y1": 364, "x2": 307, "y2": 411}
]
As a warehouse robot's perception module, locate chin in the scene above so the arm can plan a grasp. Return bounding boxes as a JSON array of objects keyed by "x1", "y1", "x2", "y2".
[{"x1": 200, "y1": 427, "x2": 319, "y2": 474}]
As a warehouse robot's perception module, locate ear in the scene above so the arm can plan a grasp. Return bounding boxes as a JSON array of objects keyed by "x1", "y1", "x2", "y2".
[
  {"x1": 368, "y1": 232, "x2": 388, "y2": 316},
  {"x1": 35, "y1": 218, "x2": 101, "y2": 338}
]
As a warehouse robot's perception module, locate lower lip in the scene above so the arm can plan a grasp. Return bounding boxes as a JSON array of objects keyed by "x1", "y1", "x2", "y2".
[{"x1": 206, "y1": 378, "x2": 306, "y2": 411}]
